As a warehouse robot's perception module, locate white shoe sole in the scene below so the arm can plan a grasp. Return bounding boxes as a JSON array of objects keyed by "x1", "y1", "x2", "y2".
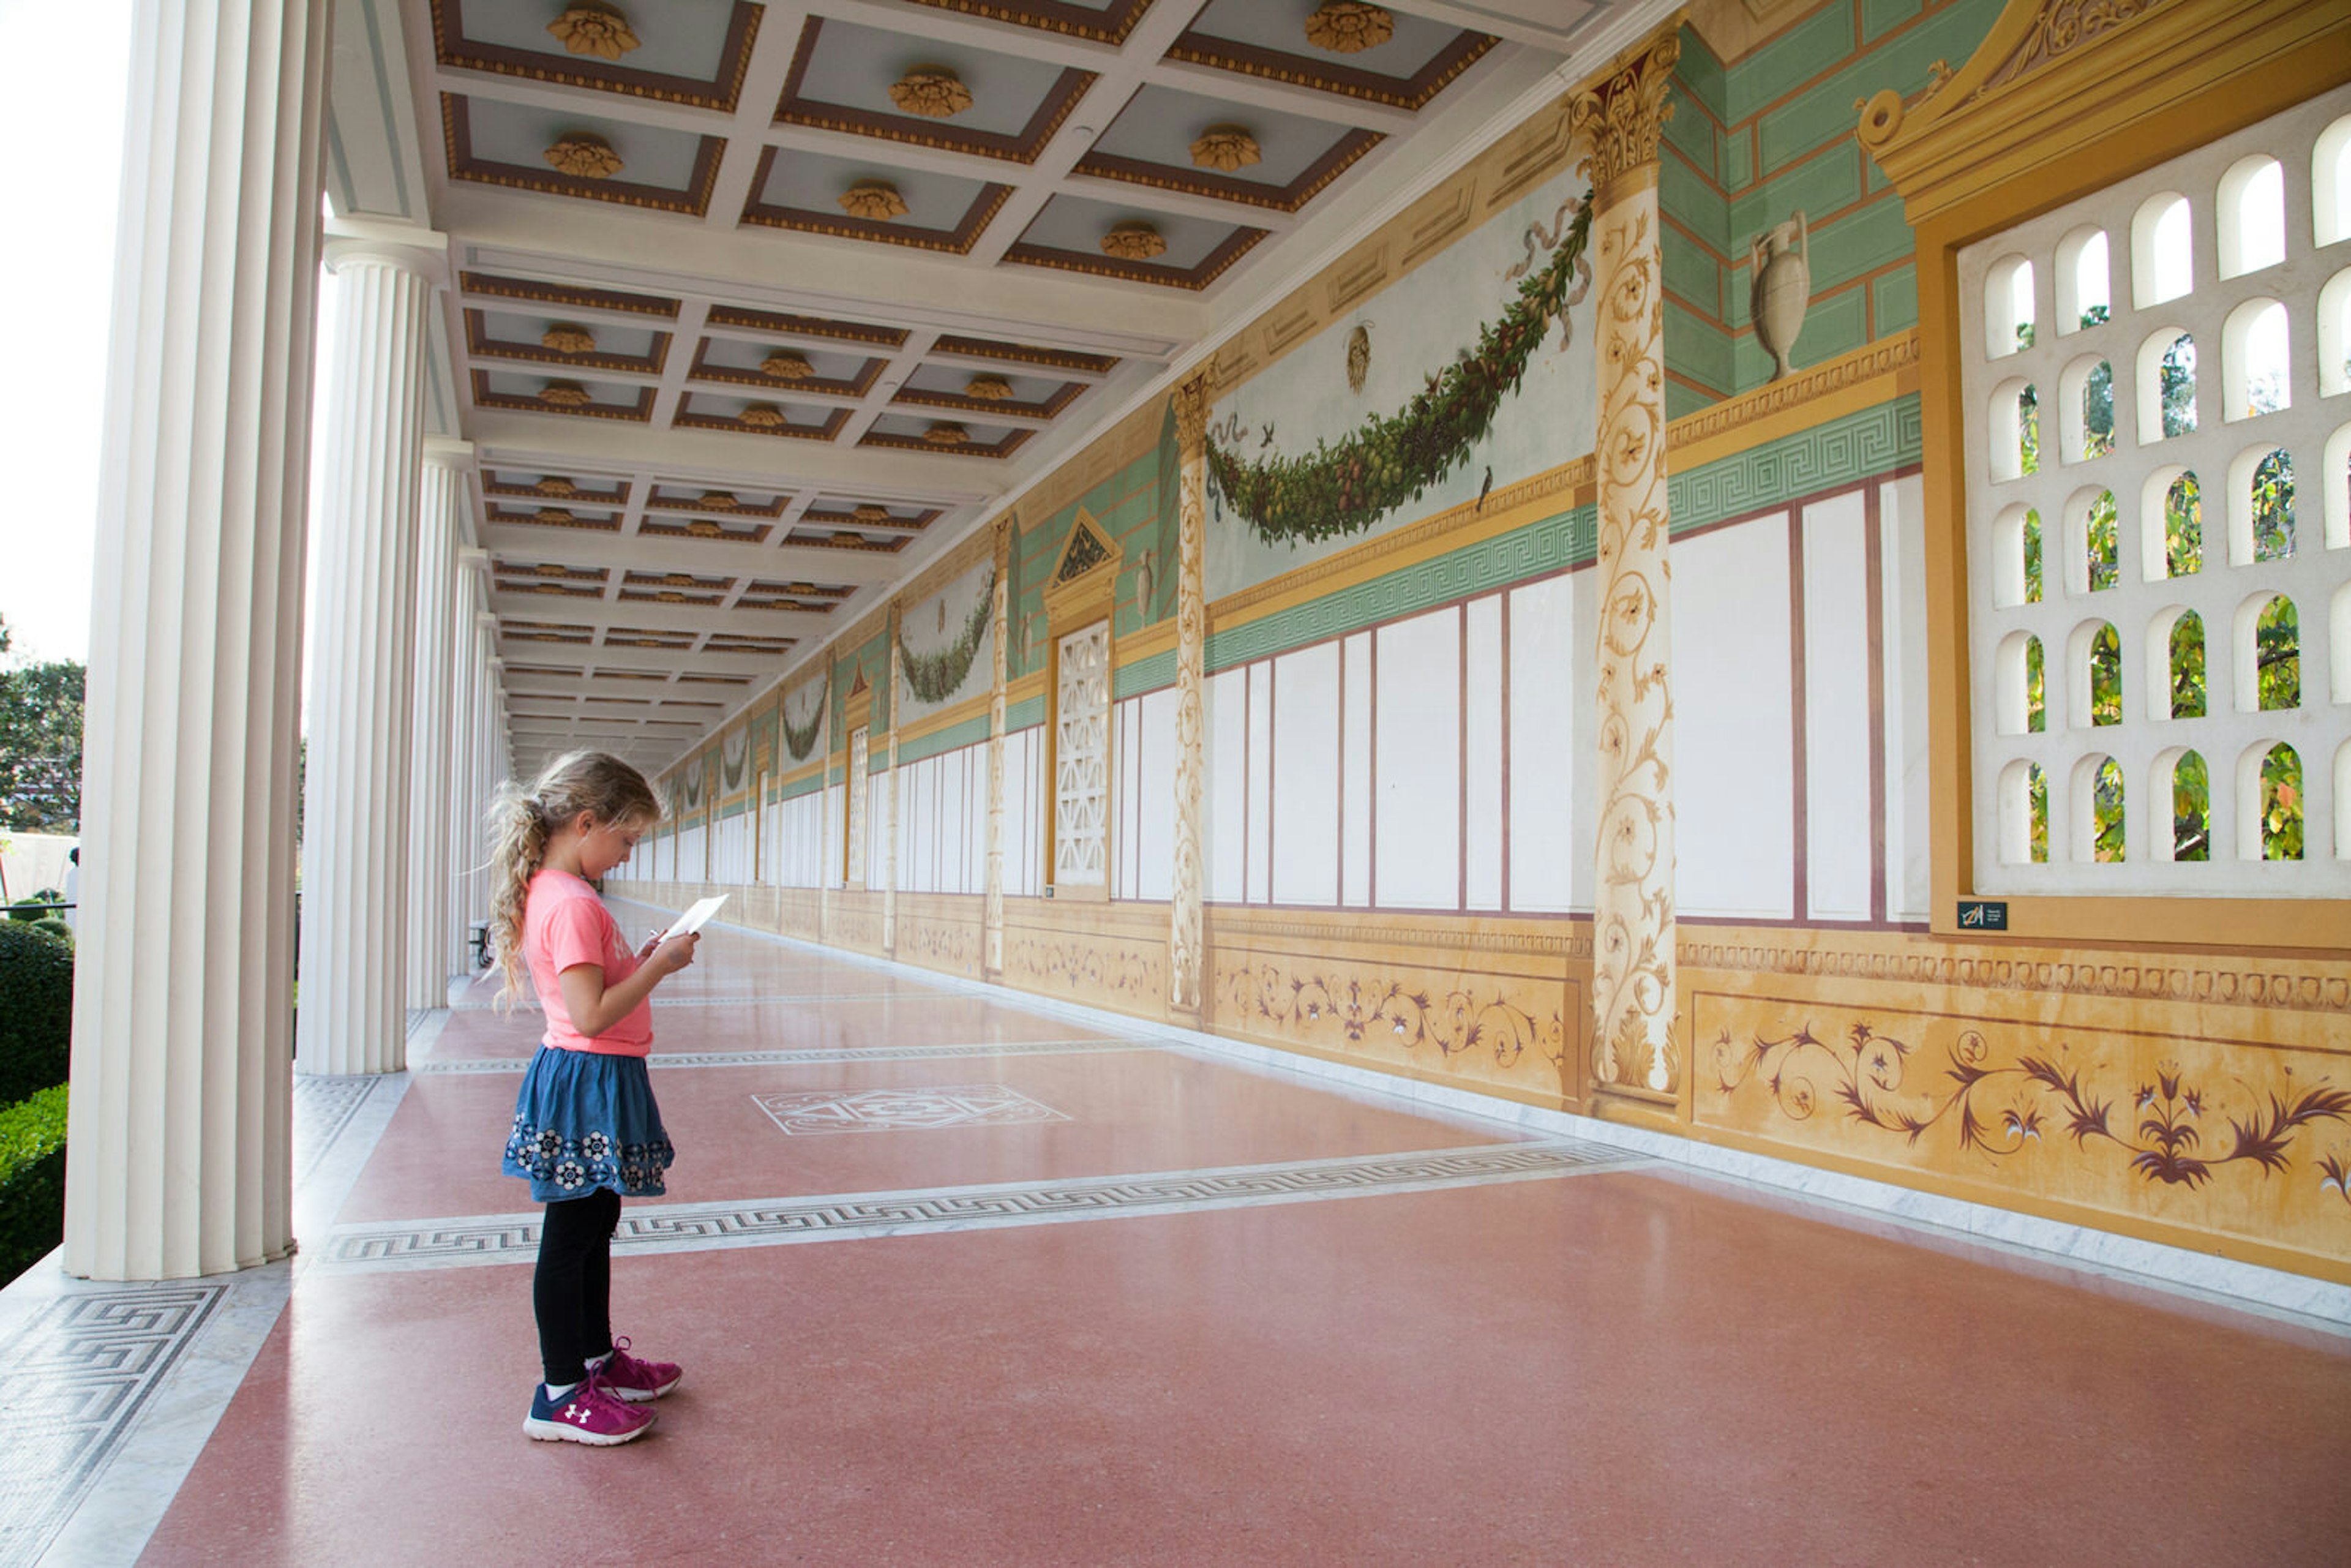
[{"x1": 523, "y1": 1411, "x2": 656, "y2": 1445}]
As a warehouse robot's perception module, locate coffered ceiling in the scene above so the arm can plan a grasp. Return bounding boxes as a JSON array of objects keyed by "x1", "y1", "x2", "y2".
[{"x1": 328, "y1": 0, "x2": 1667, "y2": 777}]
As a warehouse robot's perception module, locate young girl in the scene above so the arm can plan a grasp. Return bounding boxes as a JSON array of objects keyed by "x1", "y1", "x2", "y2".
[{"x1": 489, "y1": 751, "x2": 700, "y2": 1446}]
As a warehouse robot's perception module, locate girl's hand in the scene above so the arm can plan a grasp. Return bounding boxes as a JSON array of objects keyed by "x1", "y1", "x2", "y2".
[
  {"x1": 638, "y1": 928, "x2": 667, "y2": 959},
  {"x1": 645, "y1": 931, "x2": 699, "y2": 977}
]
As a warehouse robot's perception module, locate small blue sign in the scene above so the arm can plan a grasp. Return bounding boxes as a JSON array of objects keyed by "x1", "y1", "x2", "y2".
[{"x1": 1957, "y1": 899, "x2": 2009, "y2": 931}]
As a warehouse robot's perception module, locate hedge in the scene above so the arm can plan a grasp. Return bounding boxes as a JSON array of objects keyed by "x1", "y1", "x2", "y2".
[
  {"x1": 0, "y1": 919, "x2": 71, "y2": 1105},
  {"x1": 0, "y1": 1084, "x2": 67, "y2": 1285}
]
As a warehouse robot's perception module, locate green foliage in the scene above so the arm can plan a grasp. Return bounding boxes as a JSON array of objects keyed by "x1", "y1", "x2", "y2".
[
  {"x1": 8, "y1": 889, "x2": 62, "y2": 921},
  {"x1": 2261, "y1": 745, "x2": 2303, "y2": 860},
  {"x1": 2257, "y1": 597, "x2": 2300, "y2": 710},
  {"x1": 2165, "y1": 473, "x2": 2202, "y2": 577},
  {"x1": 2158, "y1": 331, "x2": 2195, "y2": 438},
  {"x1": 1207, "y1": 195, "x2": 1592, "y2": 546},
  {"x1": 0, "y1": 639, "x2": 84, "y2": 833},
  {"x1": 28, "y1": 917, "x2": 69, "y2": 944},
  {"x1": 0, "y1": 1082, "x2": 67, "y2": 1285},
  {"x1": 782, "y1": 677, "x2": 830, "y2": 762},
  {"x1": 2171, "y1": 751, "x2": 2210, "y2": 861},
  {"x1": 2088, "y1": 624, "x2": 2121, "y2": 726},
  {"x1": 2092, "y1": 756, "x2": 2125, "y2": 862},
  {"x1": 2168, "y1": 612, "x2": 2206, "y2": 719},
  {"x1": 2251, "y1": 450, "x2": 2293, "y2": 560},
  {"x1": 2022, "y1": 509, "x2": 2042, "y2": 602},
  {"x1": 2086, "y1": 492, "x2": 2117, "y2": 591},
  {"x1": 2025, "y1": 637, "x2": 2044, "y2": 733},
  {"x1": 0, "y1": 920, "x2": 72, "y2": 1105},
  {"x1": 2028, "y1": 765, "x2": 2048, "y2": 863}
]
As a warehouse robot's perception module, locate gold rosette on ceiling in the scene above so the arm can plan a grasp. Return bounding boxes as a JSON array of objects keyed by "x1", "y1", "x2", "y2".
[
  {"x1": 964, "y1": 374, "x2": 1014, "y2": 401},
  {"x1": 1304, "y1": 1, "x2": 1393, "y2": 53},
  {"x1": 888, "y1": 66, "x2": 973, "y2": 119},
  {"x1": 740, "y1": 403, "x2": 787, "y2": 428},
  {"x1": 541, "y1": 323, "x2": 596, "y2": 354},
  {"x1": 538, "y1": 381, "x2": 591, "y2": 407},
  {"x1": 534, "y1": 508, "x2": 576, "y2": 524},
  {"x1": 1100, "y1": 221, "x2": 1166, "y2": 261},
  {"x1": 923, "y1": 422, "x2": 969, "y2": 446},
  {"x1": 686, "y1": 519, "x2": 724, "y2": 537},
  {"x1": 1189, "y1": 125, "x2": 1261, "y2": 173},
  {"x1": 839, "y1": 179, "x2": 909, "y2": 221},
  {"x1": 762, "y1": 350, "x2": 816, "y2": 381},
  {"x1": 544, "y1": 132, "x2": 624, "y2": 180},
  {"x1": 533, "y1": 476, "x2": 578, "y2": 495},
  {"x1": 655, "y1": 590, "x2": 686, "y2": 603},
  {"x1": 546, "y1": 0, "x2": 640, "y2": 60},
  {"x1": 534, "y1": 561, "x2": 569, "y2": 575},
  {"x1": 699, "y1": 490, "x2": 736, "y2": 506},
  {"x1": 852, "y1": 504, "x2": 891, "y2": 524}
]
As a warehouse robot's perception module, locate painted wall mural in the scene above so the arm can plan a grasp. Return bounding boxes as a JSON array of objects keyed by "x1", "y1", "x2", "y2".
[
  {"x1": 898, "y1": 558, "x2": 997, "y2": 719},
  {"x1": 781, "y1": 672, "x2": 828, "y2": 764},
  {"x1": 1205, "y1": 159, "x2": 1600, "y2": 600}
]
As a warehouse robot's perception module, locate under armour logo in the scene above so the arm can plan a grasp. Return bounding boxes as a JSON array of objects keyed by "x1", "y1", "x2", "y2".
[{"x1": 564, "y1": 1403, "x2": 590, "y2": 1424}]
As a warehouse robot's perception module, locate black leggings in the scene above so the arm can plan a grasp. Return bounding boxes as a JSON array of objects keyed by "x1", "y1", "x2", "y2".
[{"x1": 534, "y1": 1188, "x2": 621, "y2": 1386}]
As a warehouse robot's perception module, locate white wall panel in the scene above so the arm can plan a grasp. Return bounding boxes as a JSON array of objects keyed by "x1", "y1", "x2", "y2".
[
  {"x1": 1135, "y1": 687, "x2": 1177, "y2": 901},
  {"x1": 1804, "y1": 492, "x2": 1876, "y2": 920},
  {"x1": 1466, "y1": 598, "x2": 1504, "y2": 910},
  {"x1": 1509, "y1": 575, "x2": 1577, "y2": 910},
  {"x1": 1245, "y1": 662, "x2": 1273, "y2": 903},
  {"x1": 1342, "y1": 633, "x2": 1372, "y2": 907},
  {"x1": 1205, "y1": 669, "x2": 1246, "y2": 901},
  {"x1": 1374, "y1": 608, "x2": 1461, "y2": 908},
  {"x1": 1674, "y1": 514, "x2": 1796, "y2": 919},
  {"x1": 1270, "y1": 645, "x2": 1340, "y2": 905},
  {"x1": 1883, "y1": 474, "x2": 1931, "y2": 922}
]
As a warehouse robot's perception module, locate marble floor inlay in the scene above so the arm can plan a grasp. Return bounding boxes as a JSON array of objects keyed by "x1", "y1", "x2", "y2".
[
  {"x1": 412, "y1": 1039, "x2": 1154, "y2": 1075},
  {"x1": 0, "y1": 1285, "x2": 225, "y2": 1568},
  {"x1": 754, "y1": 1084, "x2": 1071, "y2": 1135},
  {"x1": 313, "y1": 1139, "x2": 1648, "y2": 1273}
]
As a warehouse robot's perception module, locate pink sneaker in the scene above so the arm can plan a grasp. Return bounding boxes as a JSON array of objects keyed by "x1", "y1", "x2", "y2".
[
  {"x1": 595, "y1": 1336, "x2": 681, "y2": 1403},
  {"x1": 523, "y1": 1370, "x2": 657, "y2": 1445}
]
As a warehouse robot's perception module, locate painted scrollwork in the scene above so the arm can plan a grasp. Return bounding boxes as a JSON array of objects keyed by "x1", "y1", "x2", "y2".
[
  {"x1": 1589, "y1": 183, "x2": 1676, "y2": 1097},
  {"x1": 1010, "y1": 934, "x2": 1160, "y2": 1001},
  {"x1": 1224, "y1": 964, "x2": 1565, "y2": 1074},
  {"x1": 1714, "y1": 1021, "x2": 2351, "y2": 1197},
  {"x1": 1168, "y1": 365, "x2": 1214, "y2": 1015}
]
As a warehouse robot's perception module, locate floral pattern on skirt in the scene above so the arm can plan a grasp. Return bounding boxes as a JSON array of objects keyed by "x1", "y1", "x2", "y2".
[{"x1": 500, "y1": 1044, "x2": 676, "y2": 1202}]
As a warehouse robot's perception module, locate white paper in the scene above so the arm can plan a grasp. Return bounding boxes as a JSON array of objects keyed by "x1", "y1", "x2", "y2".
[{"x1": 666, "y1": 895, "x2": 729, "y2": 939}]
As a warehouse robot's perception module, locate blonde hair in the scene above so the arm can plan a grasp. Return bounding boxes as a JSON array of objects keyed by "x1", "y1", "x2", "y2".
[{"x1": 486, "y1": 750, "x2": 663, "y2": 1011}]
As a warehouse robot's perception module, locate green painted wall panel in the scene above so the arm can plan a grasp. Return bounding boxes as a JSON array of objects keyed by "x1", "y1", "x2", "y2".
[
  {"x1": 1660, "y1": 147, "x2": 1729, "y2": 264},
  {"x1": 1670, "y1": 392, "x2": 1919, "y2": 532},
  {"x1": 1734, "y1": 283, "x2": 1869, "y2": 388},
  {"x1": 1725, "y1": 4, "x2": 1856, "y2": 122},
  {"x1": 1664, "y1": 298, "x2": 1733, "y2": 397},
  {"x1": 1862, "y1": 0, "x2": 1923, "y2": 44},
  {"x1": 1114, "y1": 648, "x2": 1176, "y2": 699},
  {"x1": 1663, "y1": 234, "x2": 1723, "y2": 323},
  {"x1": 1725, "y1": 124, "x2": 1754, "y2": 193},
  {"x1": 1873, "y1": 265, "x2": 1919, "y2": 335},
  {"x1": 1673, "y1": 24, "x2": 1729, "y2": 119},
  {"x1": 900, "y1": 712, "x2": 992, "y2": 765},
  {"x1": 1663, "y1": 86, "x2": 1717, "y2": 179},
  {"x1": 1754, "y1": 3, "x2": 1999, "y2": 174},
  {"x1": 1731, "y1": 146, "x2": 1863, "y2": 249},
  {"x1": 1006, "y1": 695, "x2": 1044, "y2": 732},
  {"x1": 1804, "y1": 195, "x2": 1915, "y2": 293}
]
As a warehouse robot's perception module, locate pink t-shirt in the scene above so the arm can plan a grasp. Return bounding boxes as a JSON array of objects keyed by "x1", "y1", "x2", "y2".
[{"x1": 522, "y1": 868, "x2": 653, "y2": 1056}]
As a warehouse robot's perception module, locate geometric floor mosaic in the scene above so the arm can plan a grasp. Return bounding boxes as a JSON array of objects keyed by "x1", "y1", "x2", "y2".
[
  {"x1": 0, "y1": 1285, "x2": 227, "y2": 1568},
  {"x1": 752, "y1": 1083, "x2": 1070, "y2": 1136}
]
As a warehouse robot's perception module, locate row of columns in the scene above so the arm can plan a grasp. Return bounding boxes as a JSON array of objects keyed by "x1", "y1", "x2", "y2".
[{"x1": 65, "y1": 0, "x2": 510, "y2": 1277}]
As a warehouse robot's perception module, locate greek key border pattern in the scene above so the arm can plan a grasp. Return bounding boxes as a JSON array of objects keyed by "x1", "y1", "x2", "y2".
[
  {"x1": 1668, "y1": 394, "x2": 1922, "y2": 536},
  {"x1": 0, "y1": 1286, "x2": 227, "y2": 1568},
  {"x1": 319, "y1": 1140, "x2": 1645, "y2": 1270}
]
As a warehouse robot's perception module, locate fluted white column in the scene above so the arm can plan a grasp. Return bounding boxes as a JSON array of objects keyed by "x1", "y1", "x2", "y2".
[
  {"x1": 296, "y1": 227, "x2": 445, "y2": 1075},
  {"x1": 405, "y1": 440, "x2": 467, "y2": 1008},
  {"x1": 64, "y1": 0, "x2": 329, "y2": 1281},
  {"x1": 446, "y1": 579, "x2": 487, "y2": 978}
]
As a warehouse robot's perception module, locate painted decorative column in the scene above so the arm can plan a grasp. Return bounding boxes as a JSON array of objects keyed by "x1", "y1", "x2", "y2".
[
  {"x1": 984, "y1": 517, "x2": 1011, "y2": 980},
  {"x1": 405, "y1": 440, "x2": 468, "y2": 1009},
  {"x1": 64, "y1": 0, "x2": 329, "y2": 1280},
  {"x1": 296, "y1": 225, "x2": 445, "y2": 1076},
  {"x1": 883, "y1": 601, "x2": 903, "y2": 956},
  {"x1": 1168, "y1": 362, "x2": 1215, "y2": 1021},
  {"x1": 1572, "y1": 29, "x2": 1681, "y2": 1101}
]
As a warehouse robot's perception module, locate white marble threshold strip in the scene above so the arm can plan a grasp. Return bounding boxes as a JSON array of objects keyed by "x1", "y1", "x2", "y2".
[
  {"x1": 625, "y1": 902, "x2": 2351, "y2": 1332},
  {"x1": 411, "y1": 1038, "x2": 1159, "y2": 1075},
  {"x1": 315, "y1": 1139, "x2": 1648, "y2": 1275}
]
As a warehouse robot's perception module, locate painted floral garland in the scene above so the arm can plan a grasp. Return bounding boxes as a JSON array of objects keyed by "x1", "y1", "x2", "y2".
[
  {"x1": 782, "y1": 674, "x2": 828, "y2": 762},
  {"x1": 898, "y1": 566, "x2": 997, "y2": 705},
  {"x1": 1207, "y1": 192, "x2": 1592, "y2": 547}
]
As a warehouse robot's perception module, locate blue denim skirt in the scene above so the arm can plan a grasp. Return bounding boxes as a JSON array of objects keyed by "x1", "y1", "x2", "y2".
[{"x1": 500, "y1": 1045, "x2": 676, "y2": 1202}]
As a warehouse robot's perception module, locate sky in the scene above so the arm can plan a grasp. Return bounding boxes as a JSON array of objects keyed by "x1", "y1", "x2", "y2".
[{"x1": 0, "y1": 0, "x2": 132, "y2": 665}]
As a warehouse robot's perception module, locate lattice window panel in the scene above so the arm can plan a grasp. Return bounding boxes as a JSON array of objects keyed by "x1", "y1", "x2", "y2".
[
  {"x1": 846, "y1": 724, "x2": 869, "y2": 886},
  {"x1": 1054, "y1": 620, "x2": 1110, "y2": 887},
  {"x1": 1959, "y1": 86, "x2": 2350, "y2": 896}
]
